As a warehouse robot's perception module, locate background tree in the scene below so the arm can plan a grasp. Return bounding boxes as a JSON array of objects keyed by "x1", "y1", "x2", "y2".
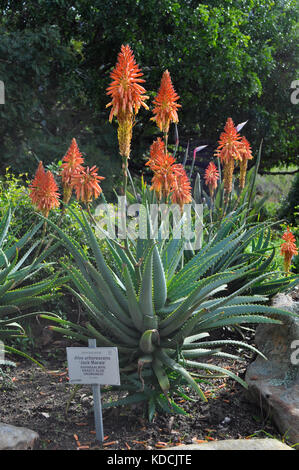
[{"x1": 0, "y1": 0, "x2": 298, "y2": 194}]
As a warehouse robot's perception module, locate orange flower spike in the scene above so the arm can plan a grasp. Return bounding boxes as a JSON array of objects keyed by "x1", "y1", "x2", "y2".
[
  {"x1": 61, "y1": 138, "x2": 85, "y2": 184},
  {"x1": 61, "y1": 138, "x2": 85, "y2": 203},
  {"x1": 29, "y1": 161, "x2": 60, "y2": 217},
  {"x1": 106, "y1": 44, "x2": 149, "y2": 122},
  {"x1": 146, "y1": 138, "x2": 190, "y2": 205},
  {"x1": 146, "y1": 138, "x2": 167, "y2": 171},
  {"x1": 280, "y1": 227, "x2": 298, "y2": 274},
  {"x1": 72, "y1": 166, "x2": 105, "y2": 204},
  {"x1": 149, "y1": 137, "x2": 165, "y2": 162},
  {"x1": 150, "y1": 153, "x2": 177, "y2": 200},
  {"x1": 215, "y1": 118, "x2": 242, "y2": 165},
  {"x1": 151, "y1": 70, "x2": 181, "y2": 134},
  {"x1": 204, "y1": 162, "x2": 220, "y2": 197},
  {"x1": 239, "y1": 136, "x2": 253, "y2": 189},
  {"x1": 214, "y1": 117, "x2": 242, "y2": 194},
  {"x1": 30, "y1": 160, "x2": 46, "y2": 188},
  {"x1": 106, "y1": 45, "x2": 149, "y2": 159},
  {"x1": 171, "y1": 165, "x2": 192, "y2": 210}
]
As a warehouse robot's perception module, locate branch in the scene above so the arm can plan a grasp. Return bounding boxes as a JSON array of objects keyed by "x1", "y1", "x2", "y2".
[{"x1": 259, "y1": 169, "x2": 299, "y2": 176}]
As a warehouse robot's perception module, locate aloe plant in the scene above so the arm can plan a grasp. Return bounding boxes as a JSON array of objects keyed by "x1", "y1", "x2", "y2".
[
  {"x1": 0, "y1": 207, "x2": 66, "y2": 360},
  {"x1": 39, "y1": 205, "x2": 298, "y2": 418},
  {"x1": 199, "y1": 205, "x2": 298, "y2": 295}
]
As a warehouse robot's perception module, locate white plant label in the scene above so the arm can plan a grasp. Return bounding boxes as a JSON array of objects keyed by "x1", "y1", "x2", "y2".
[{"x1": 66, "y1": 347, "x2": 120, "y2": 385}]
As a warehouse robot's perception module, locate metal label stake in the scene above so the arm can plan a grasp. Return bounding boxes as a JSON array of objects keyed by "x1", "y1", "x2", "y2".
[{"x1": 88, "y1": 338, "x2": 104, "y2": 443}]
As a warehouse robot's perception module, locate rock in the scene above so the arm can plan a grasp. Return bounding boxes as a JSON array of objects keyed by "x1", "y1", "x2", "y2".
[
  {"x1": 0, "y1": 423, "x2": 39, "y2": 450},
  {"x1": 245, "y1": 293, "x2": 299, "y2": 445},
  {"x1": 166, "y1": 438, "x2": 293, "y2": 450}
]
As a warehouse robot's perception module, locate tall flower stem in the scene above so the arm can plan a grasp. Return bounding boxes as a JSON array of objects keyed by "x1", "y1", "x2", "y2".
[
  {"x1": 163, "y1": 131, "x2": 169, "y2": 153},
  {"x1": 122, "y1": 156, "x2": 129, "y2": 245},
  {"x1": 122, "y1": 156, "x2": 128, "y2": 197},
  {"x1": 222, "y1": 191, "x2": 231, "y2": 219},
  {"x1": 34, "y1": 221, "x2": 48, "y2": 260},
  {"x1": 86, "y1": 203, "x2": 97, "y2": 226},
  {"x1": 40, "y1": 207, "x2": 66, "y2": 256},
  {"x1": 209, "y1": 200, "x2": 213, "y2": 225},
  {"x1": 233, "y1": 194, "x2": 241, "y2": 212}
]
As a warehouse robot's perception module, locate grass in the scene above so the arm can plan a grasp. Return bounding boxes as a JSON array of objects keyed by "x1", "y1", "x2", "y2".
[{"x1": 256, "y1": 165, "x2": 297, "y2": 204}]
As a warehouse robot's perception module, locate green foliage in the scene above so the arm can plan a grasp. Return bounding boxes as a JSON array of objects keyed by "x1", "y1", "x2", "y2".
[
  {"x1": 0, "y1": 207, "x2": 65, "y2": 360},
  {"x1": 0, "y1": 170, "x2": 116, "y2": 348},
  {"x1": 0, "y1": 0, "x2": 298, "y2": 182},
  {"x1": 40, "y1": 205, "x2": 298, "y2": 419},
  {"x1": 278, "y1": 172, "x2": 299, "y2": 226},
  {"x1": 0, "y1": 170, "x2": 33, "y2": 237}
]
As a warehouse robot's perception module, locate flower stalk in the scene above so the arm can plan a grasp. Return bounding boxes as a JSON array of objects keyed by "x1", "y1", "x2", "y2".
[
  {"x1": 280, "y1": 227, "x2": 298, "y2": 274},
  {"x1": 29, "y1": 161, "x2": 60, "y2": 217},
  {"x1": 106, "y1": 44, "x2": 149, "y2": 195},
  {"x1": 151, "y1": 70, "x2": 181, "y2": 152},
  {"x1": 61, "y1": 138, "x2": 84, "y2": 205}
]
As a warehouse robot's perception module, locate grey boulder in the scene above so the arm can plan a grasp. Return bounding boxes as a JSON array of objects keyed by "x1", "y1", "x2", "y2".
[
  {"x1": 166, "y1": 438, "x2": 293, "y2": 450},
  {"x1": 245, "y1": 293, "x2": 299, "y2": 445},
  {"x1": 0, "y1": 422, "x2": 39, "y2": 450}
]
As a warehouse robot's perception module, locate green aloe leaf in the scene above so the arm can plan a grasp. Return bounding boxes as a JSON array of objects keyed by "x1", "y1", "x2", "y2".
[
  {"x1": 181, "y1": 360, "x2": 248, "y2": 388},
  {"x1": 152, "y1": 244, "x2": 167, "y2": 311},
  {"x1": 152, "y1": 358, "x2": 170, "y2": 394},
  {"x1": 156, "y1": 349, "x2": 207, "y2": 402},
  {"x1": 138, "y1": 244, "x2": 155, "y2": 317},
  {"x1": 123, "y1": 265, "x2": 144, "y2": 331}
]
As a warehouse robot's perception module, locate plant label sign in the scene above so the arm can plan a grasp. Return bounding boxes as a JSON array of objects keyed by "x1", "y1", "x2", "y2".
[
  {"x1": 66, "y1": 340, "x2": 120, "y2": 443},
  {"x1": 66, "y1": 346, "x2": 120, "y2": 385}
]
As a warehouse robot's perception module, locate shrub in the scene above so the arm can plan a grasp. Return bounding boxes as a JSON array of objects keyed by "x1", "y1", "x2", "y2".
[{"x1": 278, "y1": 172, "x2": 299, "y2": 225}]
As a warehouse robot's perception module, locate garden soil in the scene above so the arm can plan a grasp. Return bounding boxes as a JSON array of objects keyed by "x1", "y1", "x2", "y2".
[{"x1": 0, "y1": 327, "x2": 294, "y2": 451}]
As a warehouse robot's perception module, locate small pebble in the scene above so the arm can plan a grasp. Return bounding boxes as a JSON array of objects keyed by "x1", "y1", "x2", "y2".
[{"x1": 221, "y1": 417, "x2": 231, "y2": 425}]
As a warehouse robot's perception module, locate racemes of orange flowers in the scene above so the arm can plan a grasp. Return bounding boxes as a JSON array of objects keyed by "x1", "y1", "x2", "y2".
[
  {"x1": 71, "y1": 166, "x2": 105, "y2": 204},
  {"x1": 106, "y1": 44, "x2": 149, "y2": 159},
  {"x1": 60, "y1": 138, "x2": 105, "y2": 205},
  {"x1": 151, "y1": 70, "x2": 181, "y2": 135},
  {"x1": 215, "y1": 117, "x2": 254, "y2": 194},
  {"x1": 204, "y1": 162, "x2": 220, "y2": 198},
  {"x1": 146, "y1": 138, "x2": 191, "y2": 209},
  {"x1": 215, "y1": 118, "x2": 242, "y2": 165},
  {"x1": 170, "y1": 166, "x2": 192, "y2": 209},
  {"x1": 280, "y1": 227, "x2": 298, "y2": 274},
  {"x1": 29, "y1": 161, "x2": 60, "y2": 217},
  {"x1": 61, "y1": 138, "x2": 85, "y2": 204},
  {"x1": 146, "y1": 138, "x2": 176, "y2": 199},
  {"x1": 214, "y1": 117, "x2": 242, "y2": 194}
]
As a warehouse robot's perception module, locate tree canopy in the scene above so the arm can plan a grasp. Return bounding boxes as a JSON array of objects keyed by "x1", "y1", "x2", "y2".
[{"x1": 0, "y1": 0, "x2": 298, "y2": 189}]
